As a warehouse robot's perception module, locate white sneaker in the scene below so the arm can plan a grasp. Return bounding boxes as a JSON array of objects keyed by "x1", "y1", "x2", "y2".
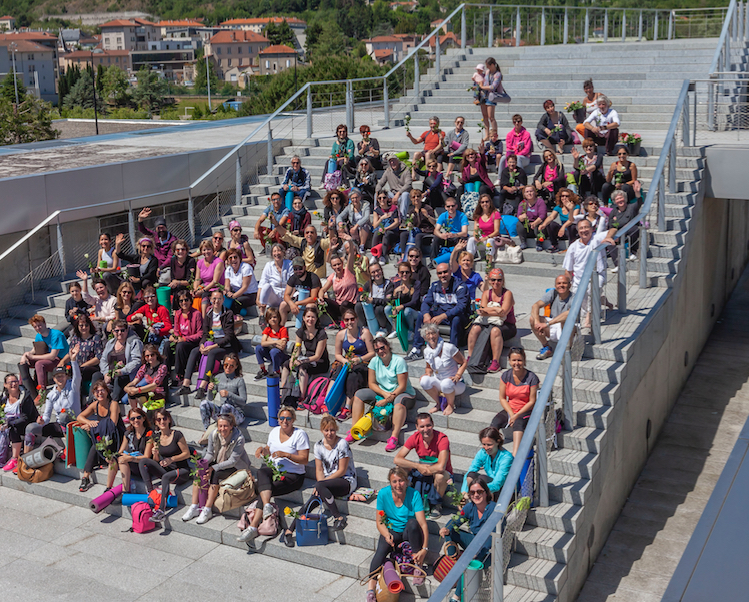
[
  {"x1": 628, "y1": 253, "x2": 637, "y2": 261},
  {"x1": 375, "y1": 330, "x2": 386, "y2": 338},
  {"x1": 386, "y1": 330, "x2": 398, "y2": 339},
  {"x1": 182, "y1": 505, "x2": 201, "y2": 522},
  {"x1": 611, "y1": 266, "x2": 619, "y2": 274},
  {"x1": 238, "y1": 526, "x2": 259, "y2": 543},
  {"x1": 263, "y1": 503, "x2": 276, "y2": 520},
  {"x1": 196, "y1": 507, "x2": 213, "y2": 524}
]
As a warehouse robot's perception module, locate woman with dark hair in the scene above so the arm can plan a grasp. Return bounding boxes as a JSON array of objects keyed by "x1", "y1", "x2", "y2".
[
  {"x1": 398, "y1": 188, "x2": 436, "y2": 262},
  {"x1": 95, "y1": 232, "x2": 123, "y2": 295},
  {"x1": 355, "y1": 260, "x2": 394, "y2": 338},
  {"x1": 227, "y1": 221, "x2": 257, "y2": 267},
  {"x1": 326, "y1": 123, "x2": 355, "y2": 183},
  {"x1": 516, "y1": 185, "x2": 548, "y2": 252},
  {"x1": 498, "y1": 154, "x2": 528, "y2": 215},
  {"x1": 138, "y1": 408, "x2": 192, "y2": 523},
  {"x1": 224, "y1": 248, "x2": 258, "y2": 319},
  {"x1": 351, "y1": 124, "x2": 382, "y2": 170},
  {"x1": 289, "y1": 306, "x2": 330, "y2": 399},
  {"x1": 467, "y1": 194, "x2": 501, "y2": 261},
  {"x1": 167, "y1": 239, "x2": 197, "y2": 311},
  {"x1": 1, "y1": 373, "x2": 38, "y2": 472},
  {"x1": 60, "y1": 312, "x2": 103, "y2": 384},
  {"x1": 320, "y1": 241, "x2": 359, "y2": 327},
  {"x1": 601, "y1": 146, "x2": 638, "y2": 203},
  {"x1": 332, "y1": 307, "x2": 375, "y2": 419},
  {"x1": 182, "y1": 413, "x2": 251, "y2": 525},
  {"x1": 388, "y1": 262, "x2": 421, "y2": 337},
  {"x1": 194, "y1": 239, "x2": 226, "y2": 317},
  {"x1": 322, "y1": 189, "x2": 348, "y2": 234},
  {"x1": 94, "y1": 319, "x2": 143, "y2": 404},
  {"x1": 574, "y1": 78, "x2": 603, "y2": 139},
  {"x1": 255, "y1": 307, "x2": 289, "y2": 380},
  {"x1": 412, "y1": 155, "x2": 446, "y2": 209},
  {"x1": 126, "y1": 285, "x2": 172, "y2": 346},
  {"x1": 457, "y1": 148, "x2": 495, "y2": 199},
  {"x1": 535, "y1": 100, "x2": 572, "y2": 154},
  {"x1": 123, "y1": 343, "x2": 168, "y2": 411},
  {"x1": 106, "y1": 406, "x2": 154, "y2": 491},
  {"x1": 126, "y1": 236, "x2": 159, "y2": 293},
  {"x1": 462, "y1": 426, "x2": 513, "y2": 499},
  {"x1": 288, "y1": 196, "x2": 311, "y2": 237},
  {"x1": 479, "y1": 57, "x2": 510, "y2": 137},
  {"x1": 371, "y1": 192, "x2": 400, "y2": 266},
  {"x1": 533, "y1": 149, "x2": 567, "y2": 205},
  {"x1": 337, "y1": 188, "x2": 372, "y2": 253},
  {"x1": 354, "y1": 157, "x2": 378, "y2": 209},
  {"x1": 539, "y1": 188, "x2": 581, "y2": 253},
  {"x1": 170, "y1": 290, "x2": 203, "y2": 389},
  {"x1": 572, "y1": 138, "x2": 606, "y2": 199},
  {"x1": 110, "y1": 281, "x2": 140, "y2": 333},
  {"x1": 405, "y1": 247, "x2": 431, "y2": 298},
  {"x1": 199, "y1": 352, "x2": 246, "y2": 434}
]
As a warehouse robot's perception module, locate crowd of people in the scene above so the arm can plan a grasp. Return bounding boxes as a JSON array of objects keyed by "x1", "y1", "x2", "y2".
[{"x1": 0, "y1": 67, "x2": 646, "y2": 602}]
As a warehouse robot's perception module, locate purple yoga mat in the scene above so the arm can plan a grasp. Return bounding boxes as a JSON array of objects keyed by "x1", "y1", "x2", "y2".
[
  {"x1": 382, "y1": 561, "x2": 404, "y2": 593},
  {"x1": 90, "y1": 484, "x2": 124, "y2": 513},
  {"x1": 197, "y1": 459, "x2": 212, "y2": 507}
]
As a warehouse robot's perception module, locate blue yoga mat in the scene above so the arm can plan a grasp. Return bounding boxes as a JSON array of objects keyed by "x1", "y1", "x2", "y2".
[{"x1": 324, "y1": 363, "x2": 349, "y2": 417}]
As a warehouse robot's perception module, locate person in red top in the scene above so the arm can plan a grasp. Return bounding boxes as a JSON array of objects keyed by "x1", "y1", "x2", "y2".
[
  {"x1": 499, "y1": 114, "x2": 533, "y2": 173},
  {"x1": 491, "y1": 347, "x2": 540, "y2": 456},
  {"x1": 406, "y1": 116, "x2": 445, "y2": 166},
  {"x1": 254, "y1": 307, "x2": 289, "y2": 379},
  {"x1": 126, "y1": 286, "x2": 172, "y2": 346},
  {"x1": 394, "y1": 413, "x2": 453, "y2": 517}
]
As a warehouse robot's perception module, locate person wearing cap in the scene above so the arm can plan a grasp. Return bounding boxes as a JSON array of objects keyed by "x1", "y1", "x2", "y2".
[
  {"x1": 375, "y1": 154, "x2": 413, "y2": 220},
  {"x1": 255, "y1": 192, "x2": 290, "y2": 252},
  {"x1": 227, "y1": 220, "x2": 257, "y2": 266},
  {"x1": 283, "y1": 256, "x2": 322, "y2": 320},
  {"x1": 350, "y1": 125, "x2": 382, "y2": 172},
  {"x1": 279, "y1": 155, "x2": 311, "y2": 210},
  {"x1": 137, "y1": 207, "x2": 177, "y2": 269},
  {"x1": 472, "y1": 63, "x2": 486, "y2": 104}
]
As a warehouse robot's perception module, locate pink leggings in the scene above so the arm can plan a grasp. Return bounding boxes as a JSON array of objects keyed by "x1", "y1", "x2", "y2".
[{"x1": 19, "y1": 358, "x2": 58, "y2": 392}]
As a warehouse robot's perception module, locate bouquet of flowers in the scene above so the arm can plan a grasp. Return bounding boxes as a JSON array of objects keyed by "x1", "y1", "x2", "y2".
[
  {"x1": 262, "y1": 454, "x2": 287, "y2": 482},
  {"x1": 564, "y1": 100, "x2": 583, "y2": 112},
  {"x1": 619, "y1": 132, "x2": 642, "y2": 145},
  {"x1": 95, "y1": 435, "x2": 117, "y2": 468}
]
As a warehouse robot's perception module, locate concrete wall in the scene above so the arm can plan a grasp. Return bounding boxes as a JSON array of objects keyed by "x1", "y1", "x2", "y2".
[{"x1": 563, "y1": 189, "x2": 749, "y2": 601}]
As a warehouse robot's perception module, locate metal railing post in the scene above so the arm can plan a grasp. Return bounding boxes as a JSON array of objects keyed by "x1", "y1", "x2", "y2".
[
  {"x1": 683, "y1": 90, "x2": 690, "y2": 146},
  {"x1": 658, "y1": 178, "x2": 667, "y2": 232},
  {"x1": 267, "y1": 125, "x2": 273, "y2": 179},
  {"x1": 187, "y1": 190, "x2": 195, "y2": 246},
  {"x1": 346, "y1": 80, "x2": 353, "y2": 132},
  {"x1": 745, "y1": 0, "x2": 749, "y2": 41},
  {"x1": 724, "y1": 34, "x2": 730, "y2": 72},
  {"x1": 563, "y1": 9, "x2": 569, "y2": 44},
  {"x1": 541, "y1": 8, "x2": 546, "y2": 45},
  {"x1": 516, "y1": 7, "x2": 521, "y2": 47},
  {"x1": 618, "y1": 234, "x2": 627, "y2": 313},
  {"x1": 492, "y1": 527, "x2": 504, "y2": 602},
  {"x1": 435, "y1": 35, "x2": 440, "y2": 75},
  {"x1": 584, "y1": 9, "x2": 589, "y2": 43},
  {"x1": 692, "y1": 85, "x2": 697, "y2": 145},
  {"x1": 739, "y1": 2, "x2": 744, "y2": 41},
  {"x1": 669, "y1": 138, "x2": 677, "y2": 193},
  {"x1": 127, "y1": 200, "x2": 136, "y2": 251},
  {"x1": 590, "y1": 269, "x2": 602, "y2": 345},
  {"x1": 622, "y1": 10, "x2": 627, "y2": 42},
  {"x1": 604, "y1": 9, "x2": 609, "y2": 43},
  {"x1": 668, "y1": 11, "x2": 674, "y2": 40},
  {"x1": 56, "y1": 217, "x2": 65, "y2": 275},
  {"x1": 639, "y1": 224, "x2": 649, "y2": 289},
  {"x1": 414, "y1": 55, "x2": 420, "y2": 101},
  {"x1": 732, "y1": 3, "x2": 739, "y2": 40},
  {"x1": 306, "y1": 86, "x2": 312, "y2": 139},
  {"x1": 562, "y1": 348, "x2": 573, "y2": 432},
  {"x1": 488, "y1": 7, "x2": 494, "y2": 48},
  {"x1": 235, "y1": 152, "x2": 241, "y2": 207},
  {"x1": 535, "y1": 418, "x2": 549, "y2": 507},
  {"x1": 708, "y1": 79, "x2": 716, "y2": 131},
  {"x1": 638, "y1": 10, "x2": 643, "y2": 41},
  {"x1": 461, "y1": 5, "x2": 467, "y2": 49},
  {"x1": 383, "y1": 78, "x2": 390, "y2": 129},
  {"x1": 654, "y1": 11, "x2": 659, "y2": 41}
]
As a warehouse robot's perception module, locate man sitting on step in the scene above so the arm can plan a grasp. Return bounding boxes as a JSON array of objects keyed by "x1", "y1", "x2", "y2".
[
  {"x1": 529, "y1": 274, "x2": 573, "y2": 361},
  {"x1": 254, "y1": 192, "x2": 290, "y2": 252},
  {"x1": 394, "y1": 413, "x2": 453, "y2": 517},
  {"x1": 279, "y1": 155, "x2": 311, "y2": 209},
  {"x1": 405, "y1": 263, "x2": 469, "y2": 361}
]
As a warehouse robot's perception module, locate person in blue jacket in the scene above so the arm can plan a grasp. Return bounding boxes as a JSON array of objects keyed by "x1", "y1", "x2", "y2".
[
  {"x1": 439, "y1": 476, "x2": 496, "y2": 562},
  {"x1": 462, "y1": 426, "x2": 513, "y2": 500},
  {"x1": 405, "y1": 263, "x2": 469, "y2": 360}
]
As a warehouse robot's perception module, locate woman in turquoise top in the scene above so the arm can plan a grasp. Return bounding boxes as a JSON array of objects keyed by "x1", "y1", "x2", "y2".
[
  {"x1": 540, "y1": 188, "x2": 581, "y2": 253},
  {"x1": 462, "y1": 426, "x2": 513, "y2": 500},
  {"x1": 347, "y1": 337, "x2": 415, "y2": 453},
  {"x1": 366, "y1": 466, "x2": 429, "y2": 602},
  {"x1": 328, "y1": 123, "x2": 355, "y2": 182}
]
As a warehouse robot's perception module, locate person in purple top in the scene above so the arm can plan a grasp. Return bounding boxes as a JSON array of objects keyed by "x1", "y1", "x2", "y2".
[
  {"x1": 138, "y1": 207, "x2": 177, "y2": 269},
  {"x1": 516, "y1": 186, "x2": 548, "y2": 252}
]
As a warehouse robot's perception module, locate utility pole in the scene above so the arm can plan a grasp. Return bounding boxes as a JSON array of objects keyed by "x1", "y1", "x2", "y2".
[
  {"x1": 205, "y1": 53, "x2": 211, "y2": 112},
  {"x1": 90, "y1": 52, "x2": 99, "y2": 135},
  {"x1": 9, "y1": 42, "x2": 18, "y2": 104}
]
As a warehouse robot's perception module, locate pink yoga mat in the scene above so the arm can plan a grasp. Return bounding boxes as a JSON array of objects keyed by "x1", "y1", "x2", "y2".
[
  {"x1": 90, "y1": 484, "x2": 123, "y2": 513},
  {"x1": 382, "y1": 561, "x2": 404, "y2": 593}
]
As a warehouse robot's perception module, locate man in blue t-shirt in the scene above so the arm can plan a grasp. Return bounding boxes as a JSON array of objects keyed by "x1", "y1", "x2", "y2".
[
  {"x1": 19, "y1": 315, "x2": 70, "y2": 400},
  {"x1": 254, "y1": 192, "x2": 290, "y2": 252},
  {"x1": 430, "y1": 197, "x2": 468, "y2": 268}
]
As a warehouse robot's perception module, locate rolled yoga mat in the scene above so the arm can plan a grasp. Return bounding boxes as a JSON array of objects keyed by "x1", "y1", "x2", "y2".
[
  {"x1": 351, "y1": 412, "x2": 373, "y2": 441},
  {"x1": 90, "y1": 484, "x2": 123, "y2": 513},
  {"x1": 122, "y1": 493, "x2": 177, "y2": 507},
  {"x1": 382, "y1": 561, "x2": 404, "y2": 594},
  {"x1": 324, "y1": 362, "x2": 348, "y2": 418},
  {"x1": 361, "y1": 301, "x2": 380, "y2": 335},
  {"x1": 21, "y1": 438, "x2": 62, "y2": 469},
  {"x1": 267, "y1": 375, "x2": 281, "y2": 427},
  {"x1": 295, "y1": 287, "x2": 310, "y2": 329},
  {"x1": 73, "y1": 426, "x2": 93, "y2": 471}
]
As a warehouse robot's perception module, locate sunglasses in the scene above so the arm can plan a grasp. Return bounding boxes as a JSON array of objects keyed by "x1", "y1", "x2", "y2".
[
  {"x1": 398, "y1": 270, "x2": 411, "y2": 275},
  {"x1": 291, "y1": 161, "x2": 300, "y2": 165},
  {"x1": 232, "y1": 227, "x2": 241, "y2": 232},
  {"x1": 470, "y1": 490, "x2": 485, "y2": 496},
  {"x1": 141, "y1": 244, "x2": 152, "y2": 249},
  {"x1": 130, "y1": 415, "x2": 143, "y2": 421},
  {"x1": 156, "y1": 417, "x2": 169, "y2": 423},
  {"x1": 179, "y1": 297, "x2": 191, "y2": 303},
  {"x1": 144, "y1": 295, "x2": 156, "y2": 300},
  {"x1": 278, "y1": 416, "x2": 293, "y2": 422},
  {"x1": 445, "y1": 205, "x2": 456, "y2": 209},
  {"x1": 374, "y1": 346, "x2": 388, "y2": 352},
  {"x1": 293, "y1": 266, "x2": 305, "y2": 271},
  {"x1": 213, "y1": 236, "x2": 223, "y2": 240},
  {"x1": 408, "y1": 254, "x2": 419, "y2": 258},
  {"x1": 121, "y1": 291, "x2": 132, "y2": 295},
  {"x1": 113, "y1": 328, "x2": 126, "y2": 333},
  {"x1": 490, "y1": 278, "x2": 503, "y2": 282},
  {"x1": 437, "y1": 270, "x2": 450, "y2": 276}
]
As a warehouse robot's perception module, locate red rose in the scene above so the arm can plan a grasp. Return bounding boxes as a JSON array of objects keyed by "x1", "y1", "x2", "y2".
[
  {"x1": 96, "y1": 436, "x2": 102, "y2": 442},
  {"x1": 378, "y1": 510, "x2": 385, "y2": 517},
  {"x1": 146, "y1": 431, "x2": 153, "y2": 437},
  {"x1": 36, "y1": 385, "x2": 42, "y2": 391},
  {"x1": 60, "y1": 409, "x2": 66, "y2": 413}
]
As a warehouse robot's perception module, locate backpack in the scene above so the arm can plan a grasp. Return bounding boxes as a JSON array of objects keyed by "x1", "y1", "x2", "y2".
[
  {"x1": 0, "y1": 429, "x2": 10, "y2": 466},
  {"x1": 238, "y1": 499, "x2": 279, "y2": 537},
  {"x1": 460, "y1": 191, "x2": 479, "y2": 216},
  {"x1": 131, "y1": 501, "x2": 155, "y2": 533},
  {"x1": 16, "y1": 458, "x2": 54, "y2": 483},
  {"x1": 300, "y1": 376, "x2": 330, "y2": 415}
]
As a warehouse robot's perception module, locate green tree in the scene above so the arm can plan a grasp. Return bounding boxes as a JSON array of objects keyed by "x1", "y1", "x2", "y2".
[
  {"x1": 194, "y1": 57, "x2": 219, "y2": 95},
  {"x1": 266, "y1": 19, "x2": 296, "y2": 47},
  {"x1": 0, "y1": 95, "x2": 59, "y2": 145},
  {"x1": 101, "y1": 66, "x2": 131, "y2": 107},
  {"x1": 96, "y1": 64, "x2": 105, "y2": 94},
  {"x1": 132, "y1": 67, "x2": 170, "y2": 113},
  {"x1": 63, "y1": 70, "x2": 106, "y2": 113},
  {"x1": 0, "y1": 71, "x2": 27, "y2": 103}
]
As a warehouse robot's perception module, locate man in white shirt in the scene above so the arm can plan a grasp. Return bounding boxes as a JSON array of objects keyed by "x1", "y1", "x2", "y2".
[{"x1": 563, "y1": 219, "x2": 613, "y2": 323}]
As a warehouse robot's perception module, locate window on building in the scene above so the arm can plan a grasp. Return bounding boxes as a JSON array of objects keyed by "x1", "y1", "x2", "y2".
[
  {"x1": 248, "y1": 46, "x2": 252, "y2": 54},
  {"x1": 227, "y1": 47, "x2": 231, "y2": 54},
  {"x1": 286, "y1": 59, "x2": 290, "y2": 68},
  {"x1": 117, "y1": 46, "x2": 123, "y2": 50},
  {"x1": 265, "y1": 60, "x2": 269, "y2": 69},
  {"x1": 228, "y1": 59, "x2": 232, "y2": 66},
  {"x1": 238, "y1": 46, "x2": 242, "y2": 54},
  {"x1": 108, "y1": 57, "x2": 111, "y2": 64},
  {"x1": 273, "y1": 62, "x2": 277, "y2": 72},
  {"x1": 217, "y1": 47, "x2": 222, "y2": 54},
  {"x1": 116, "y1": 57, "x2": 119, "y2": 62},
  {"x1": 28, "y1": 65, "x2": 33, "y2": 72}
]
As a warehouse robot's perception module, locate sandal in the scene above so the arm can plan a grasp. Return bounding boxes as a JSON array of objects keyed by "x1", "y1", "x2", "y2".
[{"x1": 79, "y1": 476, "x2": 92, "y2": 492}]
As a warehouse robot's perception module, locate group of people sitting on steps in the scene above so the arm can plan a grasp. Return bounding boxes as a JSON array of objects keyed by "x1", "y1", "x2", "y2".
[{"x1": 0, "y1": 71, "x2": 643, "y2": 602}]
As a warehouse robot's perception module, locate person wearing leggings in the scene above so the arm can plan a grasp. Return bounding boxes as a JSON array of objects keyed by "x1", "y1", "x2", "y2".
[
  {"x1": 279, "y1": 416, "x2": 357, "y2": 546},
  {"x1": 139, "y1": 408, "x2": 192, "y2": 523},
  {"x1": 239, "y1": 406, "x2": 308, "y2": 545},
  {"x1": 365, "y1": 466, "x2": 429, "y2": 602}
]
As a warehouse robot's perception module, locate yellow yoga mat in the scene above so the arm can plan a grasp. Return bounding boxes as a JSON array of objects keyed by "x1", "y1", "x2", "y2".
[{"x1": 351, "y1": 412, "x2": 373, "y2": 440}]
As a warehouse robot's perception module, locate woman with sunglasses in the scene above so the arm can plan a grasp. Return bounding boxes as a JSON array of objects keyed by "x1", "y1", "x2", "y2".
[
  {"x1": 126, "y1": 285, "x2": 172, "y2": 345},
  {"x1": 93, "y1": 319, "x2": 143, "y2": 404},
  {"x1": 601, "y1": 146, "x2": 638, "y2": 204},
  {"x1": 322, "y1": 189, "x2": 348, "y2": 235},
  {"x1": 326, "y1": 123, "x2": 355, "y2": 184},
  {"x1": 333, "y1": 307, "x2": 375, "y2": 419},
  {"x1": 498, "y1": 154, "x2": 528, "y2": 215},
  {"x1": 125, "y1": 236, "x2": 158, "y2": 293},
  {"x1": 1, "y1": 373, "x2": 37, "y2": 472},
  {"x1": 288, "y1": 196, "x2": 311, "y2": 237},
  {"x1": 110, "y1": 281, "x2": 140, "y2": 334},
  {"x1": 167, "y1": 239, "x2": 197, "y2": 311},
  {"x1": 138, "y1": 408, "x2": 192, "y2": 523},
  {"x1": 199, "y1": 352, "x2": 246, "y2": 437},
  {"x1": 320, "y1": 240, "x2": 359, "y2": 328},
  {"x1": 466, "y1": 268, "x2": 516, "y2": 373},
  {"x1": 106, "y1": 407, "x2": 154, "y2": 492},
  {"x1": 492, "y1": 347, "x2": 539, "y2": 456},
  {"x1": 352, "y1": 124, "x2": 382, "y2": 170},
  {"x1": 457, "y1": 147, "x2": 496, "y2": 199},
  {"x1": 439, "y1": 477, "x2": 496, "y2": 576},
  {"x1": 77, "y1": 379, "x2": 125, "y2": 491},
  {"x1": 241, "y1": 406, "x2": 309, "y2": 545},
  {"x1": 194, "y1": 239, "x2": 226, "y2": 316},
  {"x1": 467, "y1": 194, "x2": 501, "y2": 262},
  {"x1": 183, "y1": 413, "x2": 251, "y2": 525},
  {"x1": 224, "y1": 248, "x2": 258, "y2": 326},
  {"x1": 337, "y1": 188, "x2": 371, "y2": 253},
  {"x1": 372, "y1": 192, "x2": 400, "y2": 266},
  {"x1": 533, "y1": 149, "x2": 566, "y2": 206},
  {"x1": 571, "y1": 138, "x2": 605, "y2": 199},
  {"x1": 227, "y1": 220, "x2": 257, "y2": 267},
  {"x1": 405, "y1": 247, "x2": 431, "y2": 298},
  {"x1": 449, "y1": 242, "x2": 484, "y2": 302},
  {"x1": 170, "y1": 290, "x2": 203, "y2": 390},
  {"x1": 355, "y1": 260, "x2": 394, "y2": 338},
  {"x1": 123, "y1": 343, "x2": 167, "y2": 411},
  {"x1": 462, "y1": 426, "x2": 512, "y2": 500},
  {"x1": 354, "y1": 157, "x2": 377, "y2": 209},
  {"x1": 388, "y1": 262, "x2": 421, "y2": 338},
  {"x1": 539, "y1": 188, "x2": 581, "y2": 254},
  {"x1": 288, "y1": 306, "x2": 330, "y2": 399}
]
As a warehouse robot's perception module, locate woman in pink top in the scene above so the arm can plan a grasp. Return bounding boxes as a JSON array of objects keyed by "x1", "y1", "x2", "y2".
[
  {"x1": 499, "y1": 114, "x2": 532, "y2": 173},
  {"x1": 459, "y1": 148, "x2": 496, "y2": 198},
  {"x1": 319, "y1": 240, "x2": 358, "y2": 328},
  {"x1": 467, "y1": 194, "x2": 501, "y2": 261},
  {"x1": 194, "y1": 239, "x2": 225, "y2": 316}
]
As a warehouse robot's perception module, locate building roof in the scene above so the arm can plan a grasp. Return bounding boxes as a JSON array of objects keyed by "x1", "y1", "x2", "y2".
[
  {"x1": 0, "y1": 31, "x2": 57, "y2": 42},
  {"x1": 100, "y1": 18, "x2": 156, "y2": 28},
  {"x1": 0, "y1": 38, "x2": 53, "y2": 52},
  {"x1": 366, "y1": 35, "x2": 402, "y2": 43},
  {"x1": 209, "y1": 30, "x2": 269, "y2": 44},
  {"x1": 373, "y1": 49, "x2": 394, "y2": 60},
  {"x1": 63, "y1": 49, "x2": 131, "y2": 58},
  {"x1": 219, "y1": 17, "x2": 306, "y2": 26},
  {"x1": 0, "y1": 15, "x2": 15, "y2": 20},
  {"x1": 259, "y1": 44, "x2": 297, "y2": 55},
  {"x1": 155, "y1": 19, "x2": 204, "y2": 27},
  {"x1": 428, "y1": 32, "x2": 459, "y2": 47}
]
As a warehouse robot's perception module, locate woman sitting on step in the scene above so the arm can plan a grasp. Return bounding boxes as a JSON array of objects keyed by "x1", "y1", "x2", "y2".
[
  {"x1": 601, "y1": 145, "x2": 638, "y2": 204},
  {"x1": 279, "y1": 415, "x2": 356, "y2": 546},
  {"x1": 331, "y1": 307, "x2": 375, "y2": 420},
  {"x1": 106, "y1": 406, "x2": 154, "y2": 492},
  {"x1": 462, "y1": 426, "x2": 513, "y2": 501},
  {"x1": 198, "y1": 352, "x2": 246, "y2": 442},
  {"x1": 418, "y1": 323, "x2": 467, "y2": 417},
  {"x1": 1, "y1": 373, "x2": 38, "y2": 473}
]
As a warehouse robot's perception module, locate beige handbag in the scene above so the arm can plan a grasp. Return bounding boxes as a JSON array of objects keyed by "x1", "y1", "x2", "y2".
[
  {"x1": 495, "y1": 243, "x2": 523, "y2": 264},
  {"x1": 214, "y1": 470, "x2": 257, "y2": 513}
]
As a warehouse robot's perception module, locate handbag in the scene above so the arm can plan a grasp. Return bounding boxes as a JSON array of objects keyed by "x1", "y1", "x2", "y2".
[
  {"x1": 433, "y1": 540, "x2": 462, "y2": 582},
  {"x1": 0, "y1": 429, "x2": 10, "y2": 466},
  {"x1": 295, "y1": 496, "x2": 329, "y2": 547},
  {"x1": 474, "y1": 301, "x2": 505, "y2": 327},
  {"x1": 16, "y1": 458, "x2": 54, "y2": 483},
  {"x1": 323, "y1": 170, "x2": 342, "y2": 192},
  {"x1": 215, "y1": 469, "x2": 257, "y2": 513},
  {"x1": 239, "y1": 499, "x2": 278, "y2": 537},
  {"x1": 495, "y1": 244, "x2": 523, "y2": 264}
]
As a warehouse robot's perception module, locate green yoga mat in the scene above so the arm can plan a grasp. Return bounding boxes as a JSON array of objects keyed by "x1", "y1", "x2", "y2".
[{"x1": 395, "y1": 301, "x2": 409, "y2": 353}]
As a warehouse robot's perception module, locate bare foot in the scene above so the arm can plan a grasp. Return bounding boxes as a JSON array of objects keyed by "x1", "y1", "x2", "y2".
[
  {"x1": 443, "y1": 405, "x2": 454, "y2": 416},
  {"x1": 428, "y1": 405, "x2": 439, "y2": 414}
]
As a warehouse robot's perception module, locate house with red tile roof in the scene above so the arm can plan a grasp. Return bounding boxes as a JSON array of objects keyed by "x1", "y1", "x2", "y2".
[
  {"x1": 206, "y1": 30, "x2": 270, "y2": 80},
  {"x1": 100, "y1": 18, "x2": 159, "y2": 52},
  {"x1": 258, "y1": 44, "x2": 297, "y2": 75}
]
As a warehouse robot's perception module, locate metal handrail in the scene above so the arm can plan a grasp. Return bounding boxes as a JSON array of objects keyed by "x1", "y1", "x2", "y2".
[
  {"x1": 708, "y1": 0, "x2": 737, "y2": 75},
  {"x1": 0, "y1": 210, "x2": 60, "y2": 263}
]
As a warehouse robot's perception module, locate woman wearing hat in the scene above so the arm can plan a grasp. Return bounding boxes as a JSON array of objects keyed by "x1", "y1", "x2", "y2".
[{"x1": 227, "y1": 220, "x2": 257, "y2": 267}]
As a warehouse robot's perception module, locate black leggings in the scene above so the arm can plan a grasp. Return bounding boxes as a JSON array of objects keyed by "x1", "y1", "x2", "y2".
[
  {"x1": 601, "y1": 182, "x2": 635, "y2": 204},
  {"x1": 256, "y1": 465, "x2": 306, "y2": 496},
  {"x1": 369, "y1": 517, "x2": 424, "y2": 573},
  {"x1": 344, "y1": 362, "x2": 370, "y2": 400},
  {"x1": 185, "y1": 346, "x2": 229, "y2": 381},
  {"x1": 84, "y1": 436, "x2": 118, "y2": 474},
  {"x1": 229, "y1": 292, "x2": 257, "y2": 314},
  {"x1": 324, "y1": 299, "x2": 355, "y2": 325},
  {"x1": 171, "y1": 340, "x2": 199, "y2": 378},
  {"x1": 138, "y1": 458, "x2": 190, "y2": 510},
  {"x1": 287, "y1": 477, "x2": 351, "y2": 532},
  {"x1": 372, "y1": 229, "x2": 399, "y2": 257}
]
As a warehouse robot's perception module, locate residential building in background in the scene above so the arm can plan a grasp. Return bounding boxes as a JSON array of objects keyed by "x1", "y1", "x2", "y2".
[
  {"x1": 219, "y1": 17, "x2": 306, "y2": 53},
  {"x1": 258, "y1": 44, "x2": 297, "y2": 75},
  {"x1": 100, "y1": 18, "x2": 159, "y2": 52},
  {"x1": 0, "y1": 39, "x2": 57, "y2": 103},
  {"x1": 132, "y1": 40, "x2": 195, "y2": 82},
  {"x1": 58, "y1": 49, "x2": 132, "y2": 73},
  {"x1": 206, "y1": 29, "x2": 269, "y2": 81},
  {"x1": 364, "y1": 35, "x2": 403, "y2": 64},
  {"x1": 0, "y1": 16, "x2": 15, "y2": 31}
]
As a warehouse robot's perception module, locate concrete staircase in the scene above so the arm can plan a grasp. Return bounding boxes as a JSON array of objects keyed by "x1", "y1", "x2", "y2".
[{"x1": 1, "y1": 37, "x2": 742, "y2": 602}]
